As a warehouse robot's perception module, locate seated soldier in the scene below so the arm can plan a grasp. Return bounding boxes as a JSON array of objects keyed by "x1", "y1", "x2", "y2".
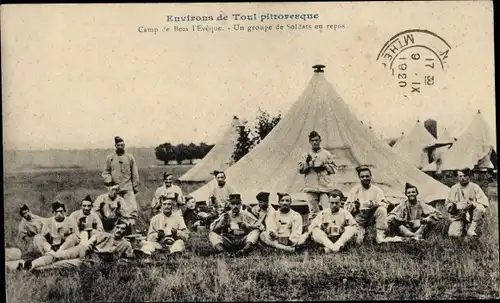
[
  {"x1": 446, "y1": 168, "x2": 489, "y2": 239},
  {"x1": 69, "y1": 195, "x2": 104, "y2": 242},
  {"x1": 151, "y1": 173, "x2": 186, "y2": 216},
  {"x1": 307, "y1": 190, "x2": 358, "y2": 253},
  {"x1": 93, "y1": 183, "x2": 132, "y2": 232},
  {"x1": 137, "y1": 192, "x2": 189, "y2": 257},
  {"x1": 17, "y1": 204, "x2": 46, "y2": 247},
  {"x1": 249, "y1": 192, "x2": 276, "y2": 232},
  {"x1": 387, "y1": 183, "x2": 443, "y2": 241},
  {"x1": 345, "y1": 166, "x2": 398, "y2": 244},
  {"x1": 182, "y1": 195, "x2": 197, "y2": 229},
  {"x1": 23, "y1": 219, "x2": 133, "y2": 271},
  {"x1": 260, "y1": 193, "x2": 307, "y2": 252},
  {"x1": 208, "y1": 170, "x2": 237, "y2": 213},
  {"x1": 209, "y1": 194, "x2": 260, "y2": 256},
  {"x1": 33, "y1": 201, "x2": 80, "y2": 255}
]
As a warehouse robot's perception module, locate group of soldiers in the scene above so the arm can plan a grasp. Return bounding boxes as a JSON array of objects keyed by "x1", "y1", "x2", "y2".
[{"x1": 5, "y1": 132, "x2": 492, "y2": 271}]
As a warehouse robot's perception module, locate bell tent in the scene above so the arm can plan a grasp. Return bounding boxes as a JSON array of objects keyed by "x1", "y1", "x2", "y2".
[
  {"x1": 189, "y1": 65, "x2": 450, "y2": 206},
  {"x1": 392, "y1": 120, "x2": 437, "y2": 169},
  {"x1": 422, "y1": 110, "x2": 497, "y2": 172},
  {"x1": 179, "y1": 116, "x2": 241, "y2": 182}
]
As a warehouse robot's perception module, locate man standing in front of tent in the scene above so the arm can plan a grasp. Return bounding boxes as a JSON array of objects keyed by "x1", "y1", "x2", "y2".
[
  {"x1": 102, "y1": 136, "x2": 140, "y2": 231},
  {"x1": 298, "y1": 131, "x2": 337, "y2": 221},
  {"x1": 446, "y1": 168, "x2": 489, "y2": 239}
]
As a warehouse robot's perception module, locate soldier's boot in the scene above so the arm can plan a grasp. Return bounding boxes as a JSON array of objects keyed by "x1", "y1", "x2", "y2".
[
  {"x1": 467, "y1": 222, "x2": 479, "y2": 238},
  {"x1": 375, "y1": 229, "x2": 387, "y2": 244}
]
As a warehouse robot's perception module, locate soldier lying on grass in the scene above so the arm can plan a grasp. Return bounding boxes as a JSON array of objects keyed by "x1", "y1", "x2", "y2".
[
  {"x1": 17, "y1": 204, "x2": 47, "y2": 249},
  {"x1": 20, "y1": 219, "x2": 134, "y2": 271}
]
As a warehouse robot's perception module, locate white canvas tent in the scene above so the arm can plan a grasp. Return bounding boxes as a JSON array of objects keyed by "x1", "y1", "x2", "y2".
[
  {"x1": 392, "y1": 120, "x2": 437, "y2": 169},
  {"x1": 422, "y1": 110, "x2": 497, "y2": 172},
  {"x1": 179, "y1": 116, "x2": 241, "y2": 182},
  {"x1": 437, "y1": 127, "x2": 455, "y2": 144},
  {"x1": 188, "y1": 65, "x2": 450, "y2": 206}
]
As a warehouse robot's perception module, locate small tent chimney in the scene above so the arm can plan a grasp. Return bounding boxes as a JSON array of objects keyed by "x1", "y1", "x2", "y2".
[{"x1": 312, "y1": 64, "x2": 326, "y2": 73}]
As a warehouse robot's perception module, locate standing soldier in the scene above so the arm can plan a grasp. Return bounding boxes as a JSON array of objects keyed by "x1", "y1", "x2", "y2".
[
  {"x1": 298, "y1": 131, "x2": 337, "y2": 221},
  {"x1": 102, "y1": 136, "x2": 140, "y2": 231},
  {"x1": 446, "y1": 168, "x2": 489, "y2": 239},
  {"x1": 151, "y1": 173, "x2": 185, "y2": 216},
  {"x1": 69, "y1": 195, "x2": 104, "y2": 242}
]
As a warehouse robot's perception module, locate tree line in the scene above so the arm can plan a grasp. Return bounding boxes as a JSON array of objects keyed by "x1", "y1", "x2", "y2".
[
  {"x1": 154, "y1": 142, "x2": 214, "y2": 165},
  {"x1": 154, "y1": 109, "x2": 281, "y2": 165}
]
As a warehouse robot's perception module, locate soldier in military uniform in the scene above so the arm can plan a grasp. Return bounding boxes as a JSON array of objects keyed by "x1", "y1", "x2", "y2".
[{"x1": 209, "y1": 194, "x2": 260, "y2": 256}]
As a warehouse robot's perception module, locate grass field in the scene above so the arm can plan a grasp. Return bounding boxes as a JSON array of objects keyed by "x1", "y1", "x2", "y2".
[{"x1": 4, "y1": 166, "x2": 500, "y2": 301}]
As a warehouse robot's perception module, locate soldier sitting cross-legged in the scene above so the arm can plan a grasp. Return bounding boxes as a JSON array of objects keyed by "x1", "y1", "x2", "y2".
[
  {"x1": 260, "y1": 193, "x2": 308, "y2": 252},
  {"x1": 135, "y1": 192, "x2": 190, "y2": 259},
  {"x1": 306, "y1": 189, "x2": 359, "y2": 253},
  {"x1": 386, "y1": 183, "x2": 443, "y2": 241},
  {"x1": 209, "y1": 194, "x2": 260, "y2": 256},
  {"x1": 33, "y1": 201, "x2": 80, "y2": 256}
]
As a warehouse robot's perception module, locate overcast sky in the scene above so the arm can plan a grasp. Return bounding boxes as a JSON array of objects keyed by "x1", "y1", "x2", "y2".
[{"x1": 2, "y1": 2, "x2": 495, "y2": 150}]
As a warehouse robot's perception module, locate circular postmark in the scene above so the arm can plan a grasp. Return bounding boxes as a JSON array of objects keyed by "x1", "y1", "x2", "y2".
[{"x1": 376, "y1": 29, "x2": 451, "y2": 97}]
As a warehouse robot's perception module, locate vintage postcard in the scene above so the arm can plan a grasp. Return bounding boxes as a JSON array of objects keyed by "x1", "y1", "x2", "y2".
[{"x1": 2, "y1": 2, "x2": 497, "y2": 301}]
